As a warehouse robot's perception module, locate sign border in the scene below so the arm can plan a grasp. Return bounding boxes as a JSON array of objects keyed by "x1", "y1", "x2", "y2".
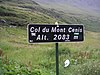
[{"x1": 27, "y1": 24, "x2": 85, "y2": 44}]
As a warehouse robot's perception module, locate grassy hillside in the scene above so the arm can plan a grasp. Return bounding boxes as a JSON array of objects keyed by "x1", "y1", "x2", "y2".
[
  {"x1": 1, "y1": 0, "x2": 100, "y2": 32},
  {"x1": 0, "y1": 1, "x2": 63, "y2": 27},
  {"x1": 0, "y1": 0, "x2": 57, "y2": 27},
  {"x1": 35, "y1": 0, "x2": 100, "y2": 32},
  {"x1": 0, "y1": 0, "x2": 100, "y2": 75},
  {"x1": 0, "y1": 25, "x2": 100, "y2": 75}
]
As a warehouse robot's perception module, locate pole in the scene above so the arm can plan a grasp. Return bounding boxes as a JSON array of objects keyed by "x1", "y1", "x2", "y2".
[
  {"x1": 55, "y1": 22, "x2": 59, "y2": 75},
  {"x1": 56, "y1": 43, "x2": 59, "y2": 75}
]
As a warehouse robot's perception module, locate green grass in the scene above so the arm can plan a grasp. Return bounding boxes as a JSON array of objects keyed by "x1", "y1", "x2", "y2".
[
  {"x1": 0, "y1": 0, "x2": 100, "y2": 74},
  {"x1": 0, "y1": 25, "x2": 100, "y2": 75},
  {"x1": 0, "y1": 5, "x2": 57, "y2": 26},
  {"x1": 0, "y1": 0, "x2": 100, "y2": 32}
]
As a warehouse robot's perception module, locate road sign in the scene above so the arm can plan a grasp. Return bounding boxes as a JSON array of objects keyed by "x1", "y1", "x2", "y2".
[{"x1": 28, "y1": 24, "x2": 84, "y2": 43}]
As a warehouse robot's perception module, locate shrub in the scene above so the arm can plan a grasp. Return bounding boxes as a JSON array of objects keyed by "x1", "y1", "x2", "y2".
[{"x1": 0, "y1": 58, "x2": 42, "y2": 75}]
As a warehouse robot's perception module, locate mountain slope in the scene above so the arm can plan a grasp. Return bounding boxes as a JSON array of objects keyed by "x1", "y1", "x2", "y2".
[
  {"x1": 0, "y1": 0, "x2": 57, "y2": 26},
  {"x1": 0, "y1": 0, "x2": 100, "y2": 32},
  {"x1": 35, "y1": 0, "x2": 100, "y2": 12},
  {"x1": 35, "y1": 0, "x2": 100, "y2": 32},
  {"x1": 0, "y1": 0, "x2": 100, "y2": 75}
]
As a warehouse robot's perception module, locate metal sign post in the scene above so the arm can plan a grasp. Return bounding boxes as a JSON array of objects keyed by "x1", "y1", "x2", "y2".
[
  {"x1": 55, "y1": 22, "x2": 59, "y2": 75},
  {"x1": 56, "y1": 42, "x2": 59, "y2": 75}
]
